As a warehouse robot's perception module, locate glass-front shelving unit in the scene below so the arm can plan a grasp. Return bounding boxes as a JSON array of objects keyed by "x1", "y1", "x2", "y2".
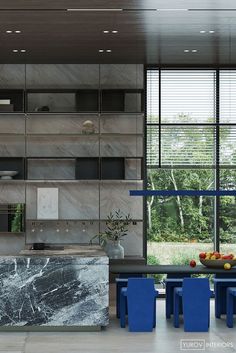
[{"x1": 0, "y1": 64, "x2": 144, "y2": 257}]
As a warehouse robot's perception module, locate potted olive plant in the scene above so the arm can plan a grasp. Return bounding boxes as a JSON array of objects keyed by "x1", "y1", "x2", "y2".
[{"x1": 91, "y1": 209, "x2": 132, "y2": 259}]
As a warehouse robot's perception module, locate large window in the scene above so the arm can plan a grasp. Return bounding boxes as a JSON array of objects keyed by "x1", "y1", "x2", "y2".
[{"x1": 146, "y1": 69, "x2": 236, "y2": 265}]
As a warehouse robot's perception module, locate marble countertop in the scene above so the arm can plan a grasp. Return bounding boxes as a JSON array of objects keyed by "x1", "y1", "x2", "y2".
[{"x1": 19, "y1": 245, "x2": 107, "y2": 257}]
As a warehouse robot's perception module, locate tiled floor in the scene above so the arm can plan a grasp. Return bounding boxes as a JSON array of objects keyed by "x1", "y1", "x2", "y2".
[{"x1": 0, "y1": 300, "x2": 236, "y2": 353}]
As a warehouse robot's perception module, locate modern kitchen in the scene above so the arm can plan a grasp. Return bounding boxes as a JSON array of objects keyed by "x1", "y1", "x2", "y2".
[
  {"x1": 0, "y1": 1, "x2": 236, "y2": 353},
  {"x1": 0, "y1": 63, "x2": 144, "y2": 329}
]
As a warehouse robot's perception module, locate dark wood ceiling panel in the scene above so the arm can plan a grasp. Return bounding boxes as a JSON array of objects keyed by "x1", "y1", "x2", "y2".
[
  {"x1": 0, "y1": 1, "x2": 235, "y2": 64},
  {"x1": 1, "y1": 0, "x2": 236, "y2": 10}
]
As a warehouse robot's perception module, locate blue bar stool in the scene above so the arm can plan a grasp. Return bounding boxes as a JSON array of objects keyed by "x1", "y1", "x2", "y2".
[
  {"x1": 120, "y1": 278, "x2": 159, "y2": 332},
  {"x1": 214, "y1": 276, "x2": 236, "y2": 318},
  {"x1": 115, "y1": 274, "x2": 143, "y2": 318},
  {"x1": 165, "y1": 273, "x2": 191, "y2": 318},
  {"x1": 173, "y1": 278, "x2": 211, "y2": 332},
  {"x1": 226, "y1": 287, "x2": 236, "y2": 328}
]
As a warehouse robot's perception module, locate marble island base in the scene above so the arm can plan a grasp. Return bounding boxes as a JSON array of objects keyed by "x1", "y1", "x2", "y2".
[{"x1": 0, "y1": 246, "x2": 109, "y2": 330}]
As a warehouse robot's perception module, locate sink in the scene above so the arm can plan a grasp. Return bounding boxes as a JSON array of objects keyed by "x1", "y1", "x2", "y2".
[{"x1": 31, "y1": 243, "x2": 64, "y2": 251}]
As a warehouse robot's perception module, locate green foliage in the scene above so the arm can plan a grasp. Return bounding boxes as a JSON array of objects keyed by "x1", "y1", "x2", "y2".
[
  {"x1": 147, "y1": 168, "x2": 214, "y2": 242},
  {"x1": 11, "y1": 204, "x2": 23, "y2": 233},
  {"x1": 91, "y1": 209, "x2": 132, "y2": 246},
  {"x1": 147, "y1": 255, "x2": 160, "y2": 265},
  {"x1": 147, "y1": 168, "x2": 236, "y2": 244},
  {"x1": 147, "y1": 115, "x2": 236, "y2": 247},
  {"x1": 147, "y1": 112, "x2": 236, "y2": 269},
  {"x1": 171, "y1": 251, "x2": 197, "y2": 265},
  {"x1": 147, "y1": 255, "x2": 164, "y2": 282}
]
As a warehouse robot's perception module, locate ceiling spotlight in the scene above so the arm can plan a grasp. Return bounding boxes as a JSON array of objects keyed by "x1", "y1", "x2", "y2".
[
  {"x1": 6, "y1": 30, "x2": 12, "y2": 34},
  {"x1": 192, "y1": 49, "x2": 198, "y2": 53},
  {"x1": 12, "y1": 49, "x2": 18, "y2": 53},
  {"x1": 103, "y1": 30, "x2": 109, "y2": 33},
  {"x1": 184, "y1": 49, "x2": 189, "y2": 53},
  {"x1": 200, "y1": 30, "x2": 206, "y2": 33},
  {"x1": 209, "y1": 30, "x2": 215, "y2": 33},
  {"x1": 157, "y1": 8, "x2": 188, "y2": 11},
  {"x1": 112, "y1": 30, "x2": 118, "y2": 33},
  {"x1": 99, "y1": 49, "x2": 104, "y2": 53},
  {"x1": 20, "y1": 49, "x2": 26, "y2": 53},
  {"x1": 106, "y1": 49, "x2": 112, "y2": 52},
  {"x1": 67, "y1": 8, "x2": 123, "y2": 12},
  {"x1": 15, "y1": 30, "x2": 21, "y2": 34}
]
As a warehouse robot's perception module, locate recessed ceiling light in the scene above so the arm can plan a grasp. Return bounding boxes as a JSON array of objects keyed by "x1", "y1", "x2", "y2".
[
  {"x1": 103, "y1": 30, "x2": 109, "y2": 33},
  {"x1": 20, "y1": 49, "x2": 26, "y2": 53},
  {"x1": 67, "y1": 8, "x2": 123, "y2": 12},
  {"x1": 12, "y1": 49, "x2": 18, "y2": 53},
  {"x1": 192, "y1": 49, "x2": 198, "y2": 52},
  {"x1": 200, "y1": 30, "x2": 206, "y2": 33},
  {"x1": 99, "y1": 49, "x2": 104, "y2": 53},
  {"x1": 112, "y1": 30, "x2": 118, "y2": 33},
  {"x1": 6, "y1": 30, "x2": 12, "y2": 34},
  {"x1": 15, "y1": 30, "x2": 21, "y2": 34},
  {"x1": 209, "y1": 30, "x2": 215, "y2": 33},
  {"x1": 157, "y1": 8, "x2": 189, "y2": 11},
  {"x1": 106, "y1": 49, "x2": 112, "y2": 53},
  {"x1": 184, "y1": 49, "x2": 189, "y2": 53}
]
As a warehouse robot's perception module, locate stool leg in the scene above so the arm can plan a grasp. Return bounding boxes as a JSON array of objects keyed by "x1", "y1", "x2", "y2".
[
  {"x1": 227, "y1": 292, "x2": 234, "y2": 328},
  {"x1": 208, "y1": 303, "x2": 210, "y2": 328},
  {"x1": 215, "y1": 284, "x2": 221, "y2": 319},
  {"x1": 116, "y1": 282, "x2": 121, "y2": 318},
  {"x1": 174, "y1": 292, "x2": 180, "y2": 328},
  {"x1": 166, "y1": 283, "x2": 171, "y2": 319},
  {"x1": 153, "y1": 299, "x2": 156, "y2": 328},
  {"x1": 120, "y1": 293, "x2": 127, "y2": 328}
]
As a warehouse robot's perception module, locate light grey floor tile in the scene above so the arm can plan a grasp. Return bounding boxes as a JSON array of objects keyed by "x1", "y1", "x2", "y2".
[{"x1": 0, "y1": 301, "x2": 236, "y2": 353}]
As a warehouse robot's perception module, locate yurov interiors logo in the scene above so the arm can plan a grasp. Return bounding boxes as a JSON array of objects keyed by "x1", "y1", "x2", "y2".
[
  {"x1": 180, "y1": 339, "x2": 233, "y2": 350},
  {"x1": 180, "y1": 339, "x2": 205, "y2": 351}
]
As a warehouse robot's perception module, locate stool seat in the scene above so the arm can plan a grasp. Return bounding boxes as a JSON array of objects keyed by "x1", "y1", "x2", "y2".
[{"x1": 121, "y1": 287, "x2": 159, "y2": 297}]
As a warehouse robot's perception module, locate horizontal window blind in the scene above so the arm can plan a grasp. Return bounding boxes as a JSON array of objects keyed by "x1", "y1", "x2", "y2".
[
  {"x1": 146, "y1": 70, "x2": 159, "y2": 124},
  {"x1": 220, "y1": 70, "x2": 236, "y2": 123},
  {"x1": 161, "y1": 70, "x2": 216, "y2": 123},
  {"x1": 220, "y1": 169, "x2": 236, "y2": 189},
  {"x1": 147, "y1": 126, "x2": 159, "y2": 166},
  {"x1": 161, "y1": 126, "x2": 216, "y2": 167},
  {"x1": 147, "y1": 69, "x2": 217, "y2": 168},
  {"x1": 220, "y1": 126, "x2": 236, "y2": 166}
]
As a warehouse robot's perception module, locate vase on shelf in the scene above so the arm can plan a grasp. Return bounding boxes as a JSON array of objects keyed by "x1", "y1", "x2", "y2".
[
  {"x1": 82, "y1": 120, "x2": 95, "y2": 134},
  {"x1": 105, "y1": 240, "x2": 124, "y2": 259}
]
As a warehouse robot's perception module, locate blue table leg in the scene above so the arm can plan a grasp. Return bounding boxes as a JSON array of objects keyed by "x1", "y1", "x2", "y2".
[{"x1": 227, "y1": 289, "x2": 234, "y2": 328}]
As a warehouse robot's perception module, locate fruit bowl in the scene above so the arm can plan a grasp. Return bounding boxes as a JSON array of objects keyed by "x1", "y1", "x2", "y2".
[
  {"x1": 0, "y1": 171, "x2": 18, "y2": 180},
  {"x1": 200, "y1": 258, "x2": 236, "y2": 268}
]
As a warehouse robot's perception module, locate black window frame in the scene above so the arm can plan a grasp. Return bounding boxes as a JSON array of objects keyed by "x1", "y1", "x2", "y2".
[{"x1": 144, "y1": 66, "x2": 236, "y2": 260}]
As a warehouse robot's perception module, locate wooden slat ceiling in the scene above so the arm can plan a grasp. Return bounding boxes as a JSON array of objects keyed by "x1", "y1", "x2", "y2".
[{"x1": 0, "y1": 0, "x2": 235, "y2": 64}]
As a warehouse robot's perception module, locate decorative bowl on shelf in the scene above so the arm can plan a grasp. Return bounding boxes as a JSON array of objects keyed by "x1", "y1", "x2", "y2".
[
  {"x1": 200, "y1": 258, "x2": 236, "y2": 268},
  {"x1": 0, "y1": 171, "x2": 18, "y2": 180},
  {"x1": 82, "y1": 120, "x2": 95, "y2": 134}
]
